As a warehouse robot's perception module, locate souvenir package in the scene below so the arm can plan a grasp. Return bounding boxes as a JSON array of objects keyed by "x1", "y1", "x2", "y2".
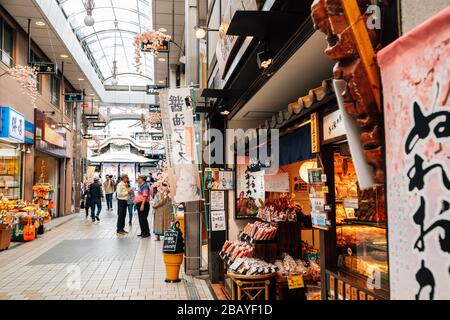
[
  {"x1": 256, "y1": 196, "x2": 306, "y2": 223},
  {"x1": 220, "y1": 240, "x2": 254, "y2": 263},
  {"x1": 231, "y1": 258, "x2": 277, "y2": 276},
  {"x1": 242, "y1": 221, "x2": 278, "y2": 241}
]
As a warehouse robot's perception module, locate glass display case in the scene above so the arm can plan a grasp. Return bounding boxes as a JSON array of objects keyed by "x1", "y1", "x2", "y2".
[
  {"x1": 0, "y1": 147, "x2": 22, "y2": 200},
  {"x1": 333, "y1": 151, "x2": 388, "y2": 290}
]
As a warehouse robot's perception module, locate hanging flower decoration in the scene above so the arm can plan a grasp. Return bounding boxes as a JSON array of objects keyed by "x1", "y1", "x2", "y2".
[
  {"x1": 1, "y1": 65, "x2": 38, "y2": 108},
  {"x1": 147, "y1": 112, "x2": 162, "y2": 126},
  {"x1": 154, "y1": 160, "x2": 171, "y2": 199},
  {"x1": 133, "y1": 30, "x2": 171, "y2": 73}
]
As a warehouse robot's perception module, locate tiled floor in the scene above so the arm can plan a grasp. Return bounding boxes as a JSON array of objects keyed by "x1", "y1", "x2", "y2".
[{"x1": 0, "y1": 201, "x2": 214, "y2": 300}]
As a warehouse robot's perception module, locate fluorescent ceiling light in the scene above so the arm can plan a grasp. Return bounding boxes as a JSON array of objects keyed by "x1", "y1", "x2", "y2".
[
  {"x1": 78, "y1": 78, "x2": 85, "y2": 81},
  {"x1": 158, "y1": 28, "x2": 167, "y2": 33},
  {"x1": 158, "y1": 80, "x2": 165, "y2": 84},
  {"x1": 35, "y1": 21, "x2": 46, "y2": 26},
  {"x1": 60, "y1": 54, "x2": 69, "y2": 58},
  {"x1": 158, "y1": 58, "x2": 166, "y2": 62}
]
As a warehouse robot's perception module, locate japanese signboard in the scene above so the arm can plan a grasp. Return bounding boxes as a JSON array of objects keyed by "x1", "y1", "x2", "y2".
[
  {"x1": 323, "y1": 109, "x2": 345, "y2": 141},
  {"x1": 160, "y1": 88, "x2": 201, "y2": 203},
  {"x1": 64, "y1": 93, "x2": 83, "y2": 102},
  {"x1": 0, "y1": 107, "x2": 25, "y2": 143},
  {"x1": 378, "y1": 7, "x2": 450, "y2": 300},
  {"x1": 31, "y1": 62, "x2": 57, "y2": 74},
  {"x1": 162, "y1": 231, "x2": 178, "y2": 252},
  {"x1": 236, "y1": 156, "x2": 265, "y2": 218}
]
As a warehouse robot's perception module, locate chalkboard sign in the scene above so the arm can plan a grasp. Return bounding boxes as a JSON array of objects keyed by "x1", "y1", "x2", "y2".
[{"x1": 163, "y1": 231, "x2": 178, "y2": 252}]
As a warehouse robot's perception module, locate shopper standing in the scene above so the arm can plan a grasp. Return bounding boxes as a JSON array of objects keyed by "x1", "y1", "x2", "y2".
[
  {"x1": 127, "y1": 182, "x2": 136, "y2": 226},
  {"x1": 135, "y1": 175, "x2": 151, "y2": 238},
  {"x1": 116, "y1": 174, "x2": 131, "y2": 234},
  {"x1": 103, "y1": 175, "x2": 115, "y2": 211},
  {"x1": 89, "y1": 177, "x2": 104, "y2": 222}
]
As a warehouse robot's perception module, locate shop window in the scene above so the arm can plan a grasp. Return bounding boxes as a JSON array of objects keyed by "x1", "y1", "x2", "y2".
[
  {"x1": 0, "y1": 18, "x2": 14, "y2": 67},
  {"x1": 0, "y1": 147, "x2": 22, "y2": 200},
  {"x1": 65, "y1": 101, "x2": 73, "y2": 118},
  {"x1": 50, "y1": 75, "x2": 60, "y2": 107},
  {"x1": 333, "y1": 147, "x2": 388, "y2": 292}
]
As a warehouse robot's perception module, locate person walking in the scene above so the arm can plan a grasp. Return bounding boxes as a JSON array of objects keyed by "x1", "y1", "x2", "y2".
[
  {"x1": 103, "y1": 175, "x2": 115, "y2": 211},
  {"x1": 127, "y1": 182, "x2": 136, "y2": 226},
  {"x1": 82, "y1": 179, "x2": 92, "y2": 218},
  {"x1": 89, "y1": 177, "x2": 104, "y2": 222},
  {"x1": 135, "y1": 175, "x2": 151, "y2": 238},
  {"x1": 116, "y1": 174, "x2": 131, "y2": 234}
]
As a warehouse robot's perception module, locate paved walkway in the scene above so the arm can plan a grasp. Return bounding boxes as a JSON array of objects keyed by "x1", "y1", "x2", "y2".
[{"x1": 0, "y1": 201, "x2": 214, "y2": 300}]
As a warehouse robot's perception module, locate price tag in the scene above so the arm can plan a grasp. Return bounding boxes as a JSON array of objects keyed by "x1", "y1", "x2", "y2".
[
  {"x1": 230, "y1": 258, "x2": 244, "y2": 271},
  {"x1": 322, "y1": 186, "x2": 329, "y2": 193},
  {"x1": 321, "y1": 174, "x2": 327, "y2": 182},
  {"x1": 287, "y1": 275, "x2": 304, "y2": 289}
]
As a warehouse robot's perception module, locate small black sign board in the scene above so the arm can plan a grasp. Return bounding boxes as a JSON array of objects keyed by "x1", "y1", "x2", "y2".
[
  {"x1": 146, "y1": 85, "x2": 160, "y2": 95},
  {"x1": 65, "y1": 93, "x2": 83, "y2": 102},
  {"x1": 84, "y1": 114, "x2": 99, "y2": 120},
  {"x1": 149, "y1": 104, "x2": 160, "y2": 112},
  {"x1": 141, "y1": 40, "x2": 169, "y2": 53},
  {"x1": 92, "y1": 121, "x2": 106, "y2": 128},
  {"x1": 163, "y1": 231, "x2": 178, "y2": 252},
  {"x1": 31, "y1": 62, "x2": 57, "y2": 74}
]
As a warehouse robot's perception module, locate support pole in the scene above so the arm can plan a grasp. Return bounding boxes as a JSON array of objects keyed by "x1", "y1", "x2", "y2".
[{"x1": 27, "y1": 19, "x2": 31, "y2": 65}]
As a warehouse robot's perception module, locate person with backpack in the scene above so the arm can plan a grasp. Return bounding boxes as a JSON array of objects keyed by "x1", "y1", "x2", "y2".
[{"x1": 89, "y1": 177, "x2": 104, "y2": 222}]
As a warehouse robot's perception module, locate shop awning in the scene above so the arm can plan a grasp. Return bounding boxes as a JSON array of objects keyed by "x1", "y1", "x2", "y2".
[{"x1": 88, "y1": 153, "x2": 156, "y2": 163}]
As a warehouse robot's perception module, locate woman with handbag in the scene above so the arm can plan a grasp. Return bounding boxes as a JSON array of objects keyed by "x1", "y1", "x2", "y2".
[
  {"x1": 152, "y1": 187, "x2": 173, "y2": 241},
  {"x1": 135, "y1": 175, "x2": 151, "y2": 238}
]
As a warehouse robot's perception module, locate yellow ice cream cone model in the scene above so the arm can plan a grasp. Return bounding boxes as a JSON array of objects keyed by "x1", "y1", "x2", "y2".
[{"x1": 162, "y1": 221, "x2": 184, "y2": 283}]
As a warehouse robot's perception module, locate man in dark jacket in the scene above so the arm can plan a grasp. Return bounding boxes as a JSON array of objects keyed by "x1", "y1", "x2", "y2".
[{"x1": 89, "y1": 177, "x2": 104, "y2": 222}]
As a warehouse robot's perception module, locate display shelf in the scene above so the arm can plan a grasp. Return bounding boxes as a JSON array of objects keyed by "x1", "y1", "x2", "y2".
[
  {"x1": 239, "y1": 232, "x2": 277, "y2": 245},
  {"x1": 341, "y1": 219, "x2": 386, "y2": 229}
]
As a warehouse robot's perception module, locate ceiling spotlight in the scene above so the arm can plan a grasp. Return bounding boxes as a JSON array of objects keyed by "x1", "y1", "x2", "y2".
[
  {"x1": 111, "y1": 78, "x2": 118, "y2": 86},
  {"x1": 50, "y1": 124, "x2": 57, "y2": 129},
  {"x1": 35, "y1": 21, "x2": 46, "y2": 26},
  {"x1": 256, "y1": 41, "x2": 273, "y2": 70},
  {"x1": 84, "y1": 14, "x2": 95, "y2": 27},
  {"x1": 218, "y1": 104, "x2": 230, "y2": 116},
  {"x1": 194, "y1": 26, "x2": 219, "y2": 40},
  {"x1": 60, "y1": 54, "x2": 69, "y2": 58},
  {"x1": 195, "y1": 26, "x2": 207, "y2": 39}
]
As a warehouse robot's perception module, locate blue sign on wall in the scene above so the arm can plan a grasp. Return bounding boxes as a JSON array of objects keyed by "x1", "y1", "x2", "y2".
[{"x1": 0, "y1": 106, "x2": 25, "y2": 143}]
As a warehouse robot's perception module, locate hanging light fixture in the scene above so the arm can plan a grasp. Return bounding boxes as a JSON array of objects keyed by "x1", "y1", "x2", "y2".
[
  {"x1": 83, "y1": 0, "x2": 95, "y2": 27},
  {"x1": 111, "y1": 19, "x2": 119, "y2": 86}
]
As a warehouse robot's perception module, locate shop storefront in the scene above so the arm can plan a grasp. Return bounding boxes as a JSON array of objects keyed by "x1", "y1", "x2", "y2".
[
  {"x1": 204, "y1": 0, "x2": 398, "y2": 301},
  {"x1": 0, "y1": 106, "x2": 26, "y2": 200},
  {"x1": 34, "y1": 110, "x2": 68, "y2": 218}
]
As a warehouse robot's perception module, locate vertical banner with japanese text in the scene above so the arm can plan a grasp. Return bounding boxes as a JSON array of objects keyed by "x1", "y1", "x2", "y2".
[
  {"x1": 378, "y1": 7, "x2": 450, "y2": 300},
  {"x1": 160, "y1": 88, "x2": 201, "y2": 203}
]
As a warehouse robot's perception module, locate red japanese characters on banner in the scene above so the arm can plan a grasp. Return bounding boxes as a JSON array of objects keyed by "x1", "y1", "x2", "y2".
[{"x1": 378, "y1": 7, "x2": 450, "y2": 300}]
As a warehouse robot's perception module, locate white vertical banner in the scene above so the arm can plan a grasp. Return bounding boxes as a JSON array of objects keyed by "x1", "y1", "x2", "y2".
[
  {"x1": 160, "y1": 88, "x2": 201, "y2": 203},
  {"x1": 334, "y1": 79, "x2": 375, "y2": 189}
]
